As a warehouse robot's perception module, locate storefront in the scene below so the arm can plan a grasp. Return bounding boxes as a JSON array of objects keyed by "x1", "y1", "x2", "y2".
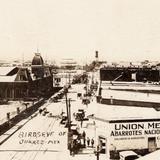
[
  {"x1": 87, "y1": 103, "x2": 160, "y2": 159},
  {"x1": 108, "y1": 120, "x2": 160, "y2": 157}
]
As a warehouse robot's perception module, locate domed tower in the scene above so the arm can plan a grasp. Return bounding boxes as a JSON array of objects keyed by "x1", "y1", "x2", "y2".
[{"x1": 31, "y1": 53, "x2": 44, "y2": 78}]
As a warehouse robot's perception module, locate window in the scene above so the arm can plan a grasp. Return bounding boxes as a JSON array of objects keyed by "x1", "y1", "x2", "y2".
[{"x1": 20, "y1": 75, "x2": 27, "y2": 81}]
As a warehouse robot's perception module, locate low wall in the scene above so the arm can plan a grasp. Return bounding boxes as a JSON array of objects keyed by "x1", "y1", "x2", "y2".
[
  {"x1": 97, "y1": 96, "x2": 160, "y2": 108},
  {"x1": 0, "y1": 98, "x2": 45, "y2": 136}
]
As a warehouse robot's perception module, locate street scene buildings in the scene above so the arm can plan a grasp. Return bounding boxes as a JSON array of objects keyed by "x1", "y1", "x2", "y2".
[
  {"x1": 0, "y1": 52, "x2": 160, "y2": 160},
  {"x1": 1, "y1": 1, "x2": 160, "y2": 160}
]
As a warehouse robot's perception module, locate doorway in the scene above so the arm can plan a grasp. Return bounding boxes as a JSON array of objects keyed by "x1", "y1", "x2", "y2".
[{"x1": 148, "y1": 137, "x2": 157, "y2": 152}]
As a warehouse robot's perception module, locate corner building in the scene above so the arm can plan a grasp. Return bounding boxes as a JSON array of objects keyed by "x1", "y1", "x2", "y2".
[{"x1": 0, "y1": 53, "x2": 53, "y2": 100}]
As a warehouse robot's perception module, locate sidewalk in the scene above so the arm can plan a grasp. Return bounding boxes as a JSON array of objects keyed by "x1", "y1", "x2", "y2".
[
  {"x1": 0, "y1": 84, "x2": 105, "y2": 160},
  {"x1": 66, "y1": 84, "x2": 99, "y2": 159},
  {"x1": 69, "y1": 153, "x2": 95, "y2": 160}
]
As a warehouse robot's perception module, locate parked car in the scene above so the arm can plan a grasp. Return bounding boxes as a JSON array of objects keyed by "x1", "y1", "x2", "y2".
[
  {"x1": 60, "y1": 114, "x2": 67, "y2": 124},
  {"x1": 119, "y1": 151, "x2": 140, "y2": 160},
  {"x1": 82, "y1": 98, "x2": 90, "y2": 105},
  {"x1": 75, "y1": 109, "x2": 85, "y2": 121}
]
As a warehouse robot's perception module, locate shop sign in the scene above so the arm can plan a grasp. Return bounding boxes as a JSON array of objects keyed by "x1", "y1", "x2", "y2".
[{"x1": 110, "y1": 121, "x2": 160, "y2": 137}]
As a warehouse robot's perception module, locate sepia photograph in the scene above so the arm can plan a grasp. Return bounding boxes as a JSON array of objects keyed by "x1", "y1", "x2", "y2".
[{"x1": 0, "y1": 0, "x2": 160, "y2": 159}]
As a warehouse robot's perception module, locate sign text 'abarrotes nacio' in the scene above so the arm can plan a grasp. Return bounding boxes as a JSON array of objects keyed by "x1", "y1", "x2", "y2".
[{"x1": 110, "y1": 121, "x2": 160, "y2": 138}]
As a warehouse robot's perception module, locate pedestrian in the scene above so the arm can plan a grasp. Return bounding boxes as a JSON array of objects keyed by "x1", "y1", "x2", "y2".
[
  {"x1": 39, "y1": 109, "x2": 42, "y2": 114},
  {"x1": 82, "y1": 131, "x2": 86, "y2": 138},
  {"x1": 73, "y1": 112, "x2": 76, "y2": 118},
  {"x1": 91, "y1": 138, "x2": 94, "y2": 147},
  {"x1": 77, "y1": 138, "x2": 81, "y2": 151},
  {"x1": 80, "y1": 120, "x2": 83, "y2": 128},
  {"x1": 73, "y1": 139, "x2": 78, "y2": 154},
  {"x1": 82, "y1": 131, "x2": 86, "y2": 147},
  {"x1": 87, "y1": 137, "x2": 90, "y2": 147},
  {"x1": 70, "y1": 140, "x2": 75, "y2": 156}
]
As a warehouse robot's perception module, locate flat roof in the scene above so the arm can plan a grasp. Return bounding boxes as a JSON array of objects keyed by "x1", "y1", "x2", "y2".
[
  {"x1": 101, "y1": 89, "x2": 160, "y2": 103},
  {"x1": 101, "y1": 82, "x2": 160, "y2": 90},
  {"x1": 86, "y1": 102, "x2": 160, "y2": 121},
  {"x1": 120, "y1": 151, "x2": 137, "y2": 157},
  {"x1": 0, "y1": 75, "x2": 17, "y2": 82},
  {"x1": 0, "y1": 67, "x2": 16, "y2": 76}
]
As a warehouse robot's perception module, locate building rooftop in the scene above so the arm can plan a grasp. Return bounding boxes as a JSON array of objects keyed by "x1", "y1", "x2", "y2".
[
  {"x1": 0, "y1": 67, "x2": 17, "y2": 76},
  {"x1": 0, "y1": 75, "x2": 17, "y2": 82},
  {"x1": 87, "y1": 102, "x2": 160, "y2": 122},
  {"x1": 101, "y1": 89, "x2": 160, "y2": 103}
]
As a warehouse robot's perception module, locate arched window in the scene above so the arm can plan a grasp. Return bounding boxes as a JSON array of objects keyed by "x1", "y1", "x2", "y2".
[{"x1": 15, "y1": 89, "x2": 21, "y2": 98}]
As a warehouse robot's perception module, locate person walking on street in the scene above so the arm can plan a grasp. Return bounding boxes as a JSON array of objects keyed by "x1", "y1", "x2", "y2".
[
  {"x1": 80, "y1": 120, "x2": 83, "y2": 128},
  {"x1": 82, "y1": 131, "x2": 86, "y2": 147},
  {"x1": 87, "y1": 137, "x2": 90, "y2": 147},
  {"x1": 91, "y1": 138, "x2": 94, "y2": 147}
]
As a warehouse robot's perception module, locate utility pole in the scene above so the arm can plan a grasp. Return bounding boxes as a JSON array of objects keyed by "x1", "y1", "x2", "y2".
[
  {"x1": 96, "y1": 151, "x2": 100, "y2": 160},
  {"x1": 65, "y1": 88, "x2": 69, "y2": 127},
  {"x1": 86, "y1": 74, "x2": 88, "y2": 96},
  {"x1": 95, "y1": 145, "x2": 100, "y2": 160},
  {"x1": 68, "y1": 98, "x2": 71, "y2": 131},
  {"x1": 64, "y1": 87, "x2": 72, "y2": 152},
  {"x1": 85, "y1": 73, "x2": 90, "y2": 107},
  {"x1": 69, "y1": 72, "x2": 71, "y2": 87}
]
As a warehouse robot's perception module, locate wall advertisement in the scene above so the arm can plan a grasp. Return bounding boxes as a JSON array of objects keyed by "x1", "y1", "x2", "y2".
[{"x1": 110, "y1": 121, "x2": 160, "y2": 140}]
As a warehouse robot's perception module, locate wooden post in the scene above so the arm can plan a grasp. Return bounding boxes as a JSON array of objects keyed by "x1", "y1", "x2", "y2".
[
  {"x1": 64, "y1": 87, "x2": 71, "y2": 151},
  {"x1": 7, "y1": 112, "x2": 11, "y2": 127},
  {"x1": 110, "y1": 96, "x2": 113, "y2": 105},
  {"x1": 68, "y1": 98, "x2": 71, "y2": 131}
]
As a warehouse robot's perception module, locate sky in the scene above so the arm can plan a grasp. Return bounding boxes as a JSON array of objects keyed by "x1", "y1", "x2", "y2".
[{"x1": 0, "y1": 0, "x2": 160, "y2": 64}]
